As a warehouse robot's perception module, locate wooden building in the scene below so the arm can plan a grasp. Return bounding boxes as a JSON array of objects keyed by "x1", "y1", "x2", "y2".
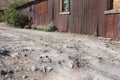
[
  {"x1": 105, "y1": 0, "x2": 120, "y2": 41},
  {"x1": 17, "y1": 0, "x2": 117, "y2": 39}
]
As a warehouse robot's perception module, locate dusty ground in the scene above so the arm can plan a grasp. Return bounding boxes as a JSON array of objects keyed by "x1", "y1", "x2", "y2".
[{"x1": 0, "y1": 23, "x2": 120, "y2": 80}]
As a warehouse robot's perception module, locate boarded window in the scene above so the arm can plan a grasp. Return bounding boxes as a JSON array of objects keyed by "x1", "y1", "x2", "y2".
[
  {"x1": 39, "y1": 0, "x2": 48, "y2": 14},
  {"x1": 60, "y1": 0, "x2": 70, "y2": 14}
]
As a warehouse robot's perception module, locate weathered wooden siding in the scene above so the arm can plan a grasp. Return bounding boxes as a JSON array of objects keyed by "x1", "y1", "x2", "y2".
[
  {"x1": 54, "y1": 0, "x2": 108, "y2": 36},
  {"x1": 106, "y1": 14, "x2": 120, "y2": 41},
  {"x1": 21, "y1": 0, "x2": 53, "y2": 28},
  {"x1": 69, "y1": 0, "x2": 98, "y2": 35},
  {"x1": 21, "y1": 0, "x2": 109, "y2": 37},
  {"x1": 54, "y1": 0, "x2": 69, "y2": 32},
  {"x1": 98, "y1": 0, "x2": 108, "y2": 37},
  {"x1": 33, "y1": 0, "x2": 53, "y2": 27}
]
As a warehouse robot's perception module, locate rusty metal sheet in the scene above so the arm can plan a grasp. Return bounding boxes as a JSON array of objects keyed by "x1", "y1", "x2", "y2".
[
  {"x1": 69, "y1": 0, "x2": 108, "y2": 36},
  {"x1": 106, "y1": 14, "x2": 116, "y2": 40},
  {"x1": 21, "y1": 0, "x2": 108, "y2": 37},
  {"x1": 115, "y1": 14, "x2": 120, "y2": 41}
]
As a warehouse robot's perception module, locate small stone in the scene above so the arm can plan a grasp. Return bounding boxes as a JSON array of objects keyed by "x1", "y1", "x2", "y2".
[
  {"x1": 59, "y1": 51, "x2": 63, "y2": 53},
  {"x1": 22, "y1": 75, "x2": 27, "y2": 79},
  {"x1": 46, "y1": 56, "x2": 49, "y2": 58},
  {"x1": 63, "y1": 45, "x2": 74, "y2": 48},
  {"x1": 31, "y1": 66, "x2": 38, "y2": 72},
  {"x1": 112, "y1": 60, "x2": 120, "y2": 65},
  {"x1": 58, "y1": 61, "x2": 62, "y2": 65},
  {"x1": 49, "y1": 59, "x2": 52, "y2": 63},
  {"x1": 43, "y1": 50, "x2": 49, "y2": 53},
  {"x1": 23, "y1": 49, "x2": 29, "y2": 52},
  {"x1": 46, "y1": 67, "x2": 53, "y2": 72},
  {"x1": 63, "y1": 45, "x2": 67, "y2": 48},
  {"x1": 44, "y1": 66, "x2": 53, "y2": 73},
  {"x1": 10, "y1": 53, "x2": 20, "y2": 58},
  {"x1": 24, "y1": 54, "x2": 27, "y2": 57},
  {"x1": 0, "y1": 70, "x2": 7, "y2": 76},
  {"x1": 5, "y1": 74, "x2": 9, "y2": 78},
  {"x1": 106, "y1": 45, "x2": 109, "y2": 48},
  {"x1": 99, "y1": 57, "x2": 103, "y2": 60},
  {"x1": 8, "y1": 70, "x2": 14, "y2": 74},
  {"x1": 40, "y1": 56, "x2": 43, "y2": 59},
  {"x1": 67, "y1": 63, "x2": 73, "y2": 68}
]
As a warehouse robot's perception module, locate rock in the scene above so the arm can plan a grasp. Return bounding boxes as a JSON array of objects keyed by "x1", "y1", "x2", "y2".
[
  {"x1": 22, "y1": 75, "x2": 28, "y2": 79},
  {"x1": 5, "y1": 74, "x2": 9, "y2": 78},
  {"x1": 46, "y1": 67, "x2": 53, "y2": 73},
  {"x1": 23, "y1": 49, "x2": 29, "y2": 52},
  {"x1": 42, "y1": 66, "x2": 53, "y2": 73},
  {"x1": 63, "y1": 45, "x2": 67, "y2": 48},
  {"x1": 15, "y1": 67, "x2": 22, "y2": 72},
  {"x1": 8, "y1": 70, "x2": 14, "y2": 74},
  {"x1": 5, "y1": 74, "x2": 12, "y2": 78},
  {"x1": 0, "y1": 70, "x2": 7, "y2": 76},
  {"x1": 31, "y1": 66, "x2": 38, "y2": 72},
  {"x1": 43, "y1": 50, "x2": 49, "y2": 53},
  {"x1": 24, "y1": 54, "x2": 27, "y2": 57},
  {"x1": 63, "y1": 44, "x2": 74, "y2": 48},
  {"x1": 112, "y1": 60, "x2": 120, "y2": 65},
  {"x1": 10, "y1": 53, "x2": 20, "y2": 58},
  {"x1": 59, "y1": 51, "x2": 63, "y2": 53},
  {"x1": 67, "y1": 62, "x2": 73, "y2": 68},
  {"x1": 106, "y1": 45, "x2": 109, "y2": 48}
]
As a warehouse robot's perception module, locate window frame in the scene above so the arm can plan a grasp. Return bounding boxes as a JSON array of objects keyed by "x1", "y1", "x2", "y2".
[{"x1": 60, "y1": 0, "x2": 70, "y2": 15}]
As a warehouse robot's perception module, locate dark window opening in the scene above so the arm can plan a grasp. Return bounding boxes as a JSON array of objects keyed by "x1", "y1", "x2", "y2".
[
  {"x1": 107, "y1": 0, "x2": 113, "y2": 10},
  {"x1": 60, "y1": 0, "x2": 70, "y2": 14},
  {"x1": 62, "y1": 0, "x2": 69, "y2": 12}
]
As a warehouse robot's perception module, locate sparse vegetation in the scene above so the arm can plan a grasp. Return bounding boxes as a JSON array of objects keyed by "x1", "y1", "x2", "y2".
[
  {"x1": 37, "y1": 23, "x2": 56, "y2": 32},
  {"x1": 0, "y1": 12, "x2": 4, "y2": 22},
  {"x1": 4, "y1": 8, "x2": 29, "y2": 27}
]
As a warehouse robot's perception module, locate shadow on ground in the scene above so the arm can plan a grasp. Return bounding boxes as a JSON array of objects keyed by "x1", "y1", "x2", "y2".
[{"x1": 0, "y1": 50, "x2": 10, "y2": 56}]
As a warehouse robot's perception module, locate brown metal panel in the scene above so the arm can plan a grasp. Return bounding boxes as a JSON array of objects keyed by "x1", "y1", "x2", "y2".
[
  {"x1": 38, "y1": 0, "x2": 48, "y2": 14},
  {"x1": 106, "y1": 14, "x2": 116, "y2": 39},
  {"x1": 20, "y1": 0, "x2": 108, "y2": 37},
  {"x1": 21, "y1": 0, "x2": 53, "y2": 28},
  {"x1": 115, "y1": 14, "x2": 120, "y2": 41},
  {"x1": 98, "y1": 0, "x2": 108, "y2": 37},
  {"x1": 69, "y1": 0, "x2": 98, "y2": 35},
  {"x1": 54, "y1": 0, "x2": 69, "y2": 32},
  {"x1": 106, "y1": 14, "x2": 120, "y2": 41}
]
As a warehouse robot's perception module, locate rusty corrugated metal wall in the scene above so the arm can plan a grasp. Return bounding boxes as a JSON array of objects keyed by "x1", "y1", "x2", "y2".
[
  {"x1": 21, "y1": 0, "x2": 53, "y2": 27},
  {"x1": 34, "y1": 0, "x2": 53, "y2": 27},
  {"x1": 54, "y1": 0, "x2": 69, "y2": 32},
  {"x1": 69, "y1": 0, "x2": 98, "y2": 35},
  {"x1": 54, "y1": 0, "x2": 108, "y2": 37},
  {"x1": 107, "y1": 14, "x2": 120, "y2": 41},
  {"x1": 21, "y1": 0, "x2": 108, "y2": 37},
  {"x1": 98, "y1": 0, "x2": 108, "y2": 37}
]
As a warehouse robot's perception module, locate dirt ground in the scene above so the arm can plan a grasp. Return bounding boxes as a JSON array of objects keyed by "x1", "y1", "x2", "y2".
[{"x1": 0, "y1": 23, "x2": 120, "y2": 80}]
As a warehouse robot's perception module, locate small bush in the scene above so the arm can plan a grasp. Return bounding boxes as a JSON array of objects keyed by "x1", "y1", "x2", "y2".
[
  {"x1": 37, "y1": 23, "x2": 56, "y2": 32},
  {"x1": 24, "y1": 25, "x2": 31, "y2": 29},
  {"x1": 0, "y1": 12, "x2": 5, "y2": 22},
  {"x1": 4, "y1": 8, "x2": 29, "y2": 27}
]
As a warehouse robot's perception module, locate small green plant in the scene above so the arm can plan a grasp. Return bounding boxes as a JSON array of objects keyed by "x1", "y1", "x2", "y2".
[
  {"x1": 37, "y1": 23, "x2": 56, "y2": 32},
  {"x1": 0, "y1": 12, "x2": 5, "y2": 22},
  {"x1": 4, "y1": 8, "x2": 29, "y2": 27}
]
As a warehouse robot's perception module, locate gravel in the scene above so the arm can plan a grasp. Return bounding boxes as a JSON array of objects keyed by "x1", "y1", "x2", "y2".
[{"x1": 0, "y1": 23, "x2": 120, "y2": 80}]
